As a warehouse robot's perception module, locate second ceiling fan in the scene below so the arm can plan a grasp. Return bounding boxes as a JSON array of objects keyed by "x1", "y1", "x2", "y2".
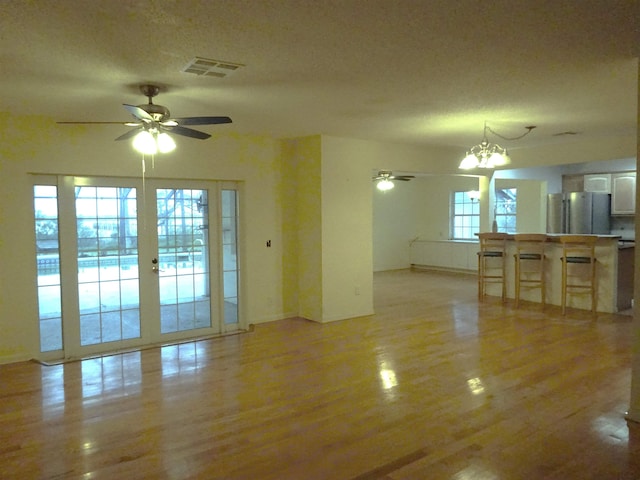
[{"x1": 372, "y1": 170, "x2": 415, "y2": 191}]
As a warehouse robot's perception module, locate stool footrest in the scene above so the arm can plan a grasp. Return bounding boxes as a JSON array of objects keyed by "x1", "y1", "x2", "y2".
[
  {"x1": 478, "y1": 252, "x2": 503, "y2": 257},
  {"x1": 518, "y1": 253, "x2": 542, "y2": 260},
  {"x1": 563, "y1": 256, "x2": 593, "y2": 264}
]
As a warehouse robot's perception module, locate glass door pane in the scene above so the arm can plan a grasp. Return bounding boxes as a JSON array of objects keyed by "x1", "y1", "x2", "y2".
[
  {"x1": 75, "y1": 186, "x2": 140, "y2": 346},
  {"x1": 156, "y1": 188, "x2": 211, "y2": 334},
  {"x1": 34, "y1": 185, "x2": 63, "y2": 352},
  {"x1": 222, "y1": 189, "x2": 239, "y2": 326}
]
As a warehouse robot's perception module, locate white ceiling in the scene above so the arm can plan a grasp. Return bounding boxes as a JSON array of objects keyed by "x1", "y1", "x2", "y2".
[{"x1": 1, "y1": 0, "x2": 638, "y2": 153}]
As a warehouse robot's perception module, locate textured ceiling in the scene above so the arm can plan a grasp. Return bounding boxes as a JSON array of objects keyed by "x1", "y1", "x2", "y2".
[{"x1": 1, "y1": 0, "x2": 637, "y2": 153}]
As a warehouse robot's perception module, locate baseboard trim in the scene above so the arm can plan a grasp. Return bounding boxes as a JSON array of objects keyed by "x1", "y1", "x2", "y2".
[{"x1": 411, "y1": 264, "x2": 475, "y2": 275}]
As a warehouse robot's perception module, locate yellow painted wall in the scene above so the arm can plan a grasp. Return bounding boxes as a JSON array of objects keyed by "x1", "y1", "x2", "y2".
[
  {"x1": 0, "y1": 113, "x2": 287, "y2": 362},
  {"x1": 282, "y1": 136, "x2": 324, "y2": 321}
]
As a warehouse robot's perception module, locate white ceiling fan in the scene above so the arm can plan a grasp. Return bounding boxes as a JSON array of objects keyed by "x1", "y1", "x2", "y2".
[
  {"x1": 372, "y1": 170, "x2": 415, "y2": 191},
  {"x1": 58, "y1": 84, "x2": 232, "y2": 153}
]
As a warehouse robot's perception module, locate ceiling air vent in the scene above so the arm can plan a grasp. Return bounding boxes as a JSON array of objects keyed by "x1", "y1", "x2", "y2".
[{"x1": 181, "y1": 57, "x2": 244, "y2": 78}]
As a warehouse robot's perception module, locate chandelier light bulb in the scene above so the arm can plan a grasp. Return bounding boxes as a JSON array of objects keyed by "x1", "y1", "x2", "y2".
[
  {"x1": 489, "y1": 151, "x2": 510, "y2": 166},
  {"x1": 459, "y1": 153, "x2": 480, "y2": 170}
]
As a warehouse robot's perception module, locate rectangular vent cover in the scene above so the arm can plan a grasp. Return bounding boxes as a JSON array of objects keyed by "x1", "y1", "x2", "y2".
[{"x1": 181, "y1": 57, "x2": 244, "y2": 78}]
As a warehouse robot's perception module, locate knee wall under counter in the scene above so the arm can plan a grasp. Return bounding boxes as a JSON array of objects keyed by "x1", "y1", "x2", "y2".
[{"x1": 411, "y1": 236, "x2": 627, "y2": 312}]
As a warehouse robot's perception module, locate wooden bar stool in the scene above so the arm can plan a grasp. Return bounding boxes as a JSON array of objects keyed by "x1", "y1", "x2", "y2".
[
  {"x1": 559, "y1": 235, "x2": 598, "y2": 314},
  {"x1": 477, "y1": 232, "x2": 508, "y2": 301},
  {"x1": 513, "y1": 233, "x2": 548, "y2": 308}
]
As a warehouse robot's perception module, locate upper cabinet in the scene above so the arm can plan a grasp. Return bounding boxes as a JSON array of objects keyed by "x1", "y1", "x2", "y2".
[
  {"x1": 611, "y1": 172, "x2": 636, "y2": 215},
  {"x1": 584, "y1": 174, "x2": 611, "y2": 193},
  {"x1": 562, "y1": 174, "x2": 584, "y2": 193}
]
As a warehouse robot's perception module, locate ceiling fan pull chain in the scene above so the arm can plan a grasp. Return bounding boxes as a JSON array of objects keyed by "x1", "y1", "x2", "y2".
[{"x1": 141, "y1": 155, "x2": 147, "y2": 232}]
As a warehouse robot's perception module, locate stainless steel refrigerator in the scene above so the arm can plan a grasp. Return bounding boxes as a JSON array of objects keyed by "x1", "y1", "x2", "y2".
[{"x1": 547, "y1": 192, "x2": 610, "y2": 234}]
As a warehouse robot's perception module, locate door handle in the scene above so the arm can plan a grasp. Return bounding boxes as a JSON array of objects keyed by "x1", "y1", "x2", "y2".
[{"x1": 151, "y1": 257, "x2": 163, "y2": 273}]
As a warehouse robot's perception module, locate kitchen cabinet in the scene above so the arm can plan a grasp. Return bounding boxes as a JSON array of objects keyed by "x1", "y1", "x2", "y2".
[
  {"x1": 611, "y1": 172, "x2": 636, "y2": 215},
  {"x1": 584, "y1": 173, "x2": 611, "y2": 193},
  {"x1": 562, "y1": 174, "x2": 584, "y2": 193}
]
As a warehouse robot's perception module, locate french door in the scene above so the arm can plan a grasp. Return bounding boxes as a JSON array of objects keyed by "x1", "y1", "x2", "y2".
[{"x1": 33, "y1": 175, "x2": 241, "y2": 360}]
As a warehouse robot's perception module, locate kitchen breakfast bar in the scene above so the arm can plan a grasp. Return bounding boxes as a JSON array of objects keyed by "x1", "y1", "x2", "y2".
[
  {"x1": 479, "y1": 234, "x2": 633, "y2": 313},
  {"x1": 410, "y1": 235, "x2": 633, "y2": 313}
]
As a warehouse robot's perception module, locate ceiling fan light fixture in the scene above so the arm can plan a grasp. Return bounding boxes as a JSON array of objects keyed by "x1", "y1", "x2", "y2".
[
  {"x1": 377, "y1": 179, "x2": 395, "y2": 191},
  {"x1": 60, "y1": 85, "x2": 232, "y2": 151},
  {"x1": 133, "y1": 130, "x2": 157, "y2": 155},
  {"x1": 157, "y1": 132, "x2": 176, "y2": 153}
]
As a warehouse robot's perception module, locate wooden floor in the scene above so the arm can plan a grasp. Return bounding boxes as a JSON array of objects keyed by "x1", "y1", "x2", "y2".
[{"x1": 1, "y1": 269, "x2": 639, "y2": 479}]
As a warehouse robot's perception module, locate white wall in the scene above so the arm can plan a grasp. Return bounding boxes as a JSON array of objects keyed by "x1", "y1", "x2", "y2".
[
  {"x1": 372, "y1": 180, "x2": 421, "y2": 271},
  {"x1": 321, "y1": 137, "x2": 375, "y2": 321},
  {"x1": 372, "y1": 157, "x2": 640, "y2": 272},
  {"x1": 413, "y1": 176, "x2": 480, "y2": 240},
  {"x1": 495, "y1": 178, "x2": 547, "y2": 233},
  {"x1": 372, "y1": 175, "x2": 480, "y2": 271}
]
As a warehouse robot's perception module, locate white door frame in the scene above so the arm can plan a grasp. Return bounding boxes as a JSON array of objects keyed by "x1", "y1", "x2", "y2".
[{"x1": 34, "y1": 175, "x2": 242, "y2": 361}]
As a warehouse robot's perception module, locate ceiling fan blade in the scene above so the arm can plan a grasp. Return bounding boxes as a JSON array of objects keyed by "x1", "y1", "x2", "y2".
[
  {"x1": 114, "y1": 127, "x2": 142, "y2": 141},
  {"x1": 392, "y1": 175, "x2": 415, "y2": 180},
  {"x1": 57, "y1": 121, "x2": 128, "y2": 124},
  {"x1": 173, "y1": 116, "x2": 232, "y2": 126},
  {"x1": 169, "y1": 125, "x2": 211, "y2": 140},
  {"x1": 123, "y1": 104, "x2": 154, "y2": 122}
]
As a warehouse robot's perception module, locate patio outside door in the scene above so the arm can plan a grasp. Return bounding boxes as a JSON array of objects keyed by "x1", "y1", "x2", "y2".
[{"x1": 33, "y1": 176, "x2": 241, "y2": 360}]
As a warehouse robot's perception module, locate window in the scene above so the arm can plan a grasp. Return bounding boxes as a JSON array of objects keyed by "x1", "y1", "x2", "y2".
[
  {"x1": 495, "y1": 188, "x2": 517, "y2": 233},
  {"x1": 451, "y1": 191, "x2": 479, "y2": 240}
]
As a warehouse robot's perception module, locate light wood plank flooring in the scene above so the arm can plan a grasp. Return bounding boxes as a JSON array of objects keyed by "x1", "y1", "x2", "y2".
[{"x1": 1, "y1": 269, "x2": 638, "y2": 479}]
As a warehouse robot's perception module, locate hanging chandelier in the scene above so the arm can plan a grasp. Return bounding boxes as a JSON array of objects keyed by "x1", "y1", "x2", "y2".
[{"x1": 459, "y1": 122, "x2": 536, "y2": 170}]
